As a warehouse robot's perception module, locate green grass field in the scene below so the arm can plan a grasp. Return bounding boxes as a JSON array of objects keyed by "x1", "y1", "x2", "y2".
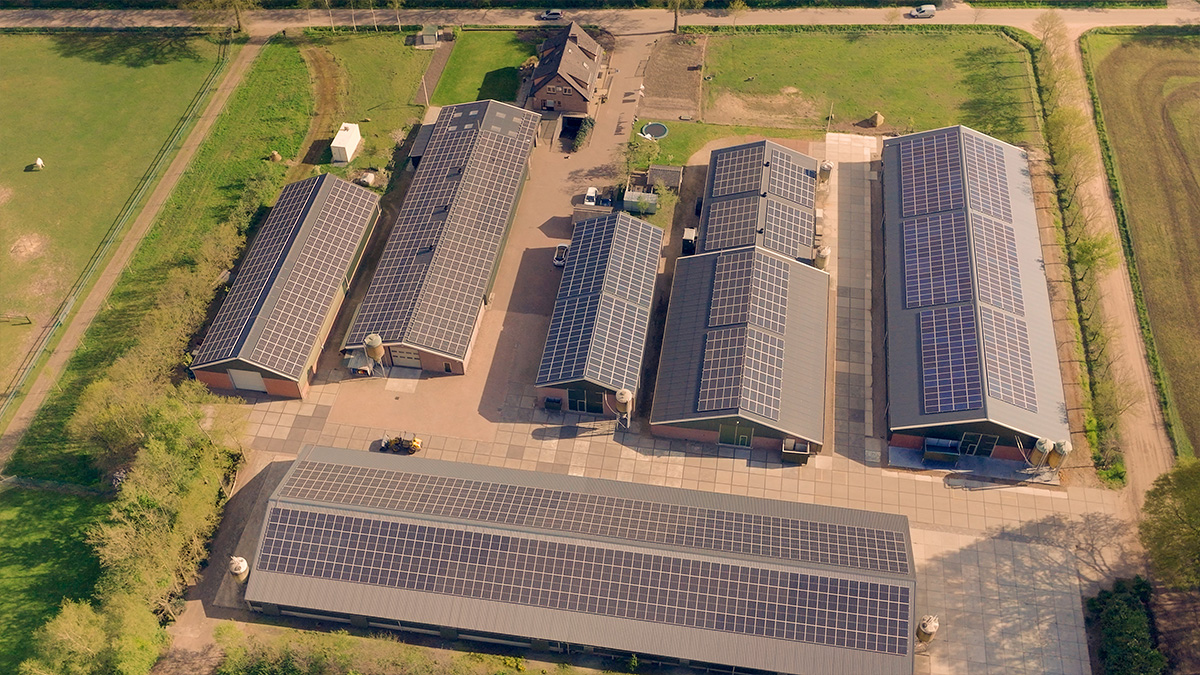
[
  {"x1": 631, "y1": 119, "x2": 820, "y2": 169},
  {"x1": 5, "y1": 38, "x2": 313, "y2": 487},
  {"x1": 1087, "y1": 33, "x2": 1200, "y2": 456},
  {"x1": 0, "y1": 486, "x2": 107, "y2": 672},
  {"x1": 432, "y1": 30, "x2": 537, "y2": 106},
  {"x1": 703, "y1": 31, "x2": 1038, "y2": 145},
  {"x1": 0, "y1": 34, "x2": 225, "y2": 396},
  {"x1": 312, "y1": 32, "x2": 431, "y2": 175}
]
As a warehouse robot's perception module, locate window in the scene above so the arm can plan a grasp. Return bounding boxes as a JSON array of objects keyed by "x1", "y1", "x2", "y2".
[
  {"x1": 563, "y1": 89, "x2": 572, "y2": 96},
  {"x1": 443, "y1": 362, "x2": 452, "y2": 373},
  {"x1": 546, "y1": 86, "x2": 557, "y2": 94}
]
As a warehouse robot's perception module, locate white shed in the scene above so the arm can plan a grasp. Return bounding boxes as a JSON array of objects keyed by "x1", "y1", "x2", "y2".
[{"x1": 331, "y1": 123, "x2": 362, "y2": 164}]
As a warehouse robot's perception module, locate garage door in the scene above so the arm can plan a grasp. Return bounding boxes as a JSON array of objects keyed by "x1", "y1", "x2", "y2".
[
  {"x1": 389, "y1": 346, "x2": 422, "y2": 369},
  {"x1": 228, "y1": 368, "x2": 267, "y2": 392}
]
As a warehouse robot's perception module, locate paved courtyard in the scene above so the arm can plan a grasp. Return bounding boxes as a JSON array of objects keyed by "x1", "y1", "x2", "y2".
[{"x1": 219, "y1": 132, "x2": 1132, "y2": 674}]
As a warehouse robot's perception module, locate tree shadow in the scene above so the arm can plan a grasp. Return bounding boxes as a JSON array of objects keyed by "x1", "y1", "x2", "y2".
[
  {"x1": 49, "y1": 31, "x2": 204, "y2": 68},
  {"x1": 955, "y1": 46, "x2": 1031, "y2": 143}
]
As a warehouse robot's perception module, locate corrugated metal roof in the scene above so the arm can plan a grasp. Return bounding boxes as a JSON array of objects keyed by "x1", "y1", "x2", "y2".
[
  {"x1": 345, "y1": 101, "x2": 540, "y2": 358},
  {"x1": 192, "y1": 174, "x2": 379, "y2": 380},
  {"x1": 245, "y1": 446, "x2": 915, "y2": 675},
  {"x1": 883, "y1": 126, "x2": 1069, "y2": 442}
]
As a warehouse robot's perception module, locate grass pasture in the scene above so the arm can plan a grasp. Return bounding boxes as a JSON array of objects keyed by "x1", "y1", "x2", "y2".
[
  {"x1": 5, "y1": 38, "x2": 312, "y2": 487},
  {"x1": 305, "y1": 31, "x2": 431, "y2": 175},
  {"x1": 0, "y1": 486, "x2": 107, "y2": 672},
  {"x1": 1086, "y1": 32, "x2": 1200, "y2": 455},
  {"x1": 702, "y1": 31, "x2": 1038, "y2": 146},
  {"x1": 630, "y1": 119, "x2": 819, "y2": 169},
  {"x1": 432, "y1": 30, "x2": 537, "y2": 106},
  {"x1": 0, "y1": 33, "x2": 225, "y2": 399}
]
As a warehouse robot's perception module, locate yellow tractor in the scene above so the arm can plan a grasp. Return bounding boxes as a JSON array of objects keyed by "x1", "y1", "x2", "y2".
[{"x1": 381, "y1": 432, "x2": 422, "y2": 455}]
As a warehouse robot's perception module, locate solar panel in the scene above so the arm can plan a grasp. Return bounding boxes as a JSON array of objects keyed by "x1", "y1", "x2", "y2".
[
  {"x1": 600, "y1": 215, "x2": 660, "y2": 308},
  {"x1": 346, "y1": 102, "x2": 539, "y2": 356},
  {"x1": 585, "y1": 295, "x2": 649, "y2": 393},
  {"x1": 711, "y1": 144, "x2": 765, "y2": 197},
  {"x1": 536, "y1": 294, "x2": 599, "y2": 385},
  {"x1": 962, "y1": 133, "x2": 1012, "y2": 223},
  {"x1": 258, "y1": 506, "x2": 912, "y2": 655},
  {"x1": 902, "y1": 212, "x2": 972, "y2": 309},
  {"x1": 249, "y1": 179, "x2": 379, "y2": 378},
  {"x1": 919, "y1": 305, "x2": 984, "y2": 413},
  {"x1": 194, "y1": 178, "x2": 320, "y2": 365},
  {"x1": 741, "y1": 326, "x2": 785, "y2": 420},
  {"x1": 709, "y1": 249, "x2": 754, "y2": 328},
  {"x1": 899, "y1": 131, "x2": 964, "y2": 218},
  {"x1": 749, "y1": 251, "x2": 789, "y2": 335},
  {"x1": 767, "y1": 148, "x2": 816, "y2": 209},
  {"x1": 764, "y1": 198, "x2": 814, "y2": 257},
  {"x1": 971, "y1": 213, "x2": 1024, "y2": 316},
  {"x1": 703, "y1": 196, "x2": 759, "y2": 251},
  {"x1": 698, "y1": 326, "x2": 747, "y2": 412},
  {"x1": 279, "y1": 460, "x2": 912, "y2": 575},
  {"x1": 558, "y1": 216, "x2": 615, "y2": 300},
  {"x1": 979, "y1": 306, "x2": 1037, "y2": 412}
]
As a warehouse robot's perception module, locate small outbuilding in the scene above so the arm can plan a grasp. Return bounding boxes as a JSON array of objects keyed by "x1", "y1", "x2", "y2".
[{"x1": 331, "y1": 122, "x2": 362, "y2": 164}]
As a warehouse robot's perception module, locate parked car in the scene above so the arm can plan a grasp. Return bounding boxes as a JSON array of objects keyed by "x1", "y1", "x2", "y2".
[
  {"x1": 584, "y1": 186, "x2": 599, "y2": 206},
  {"x1": 909, "y1": 4, "x2": 936, "y2": 18},
  {"x1": 537, "y1": 9, "x2": 564, "y2": 20},
  {"x1": 553, "y1": 244, "x2": 569, "y2": 267}
]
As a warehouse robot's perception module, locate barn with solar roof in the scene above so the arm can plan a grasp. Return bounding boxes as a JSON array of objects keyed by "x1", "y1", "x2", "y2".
[
  {"x1": 190, "y1": 174, "x2": 380, "y2": 398},
  {"x1": 882, "y1": 126, "x2": 1069, "y2": 461}
]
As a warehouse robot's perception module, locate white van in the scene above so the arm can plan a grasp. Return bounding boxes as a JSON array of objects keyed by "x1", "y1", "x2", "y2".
[{"x1": 910, "y1": 4, "x2": 936, "y2": 18}]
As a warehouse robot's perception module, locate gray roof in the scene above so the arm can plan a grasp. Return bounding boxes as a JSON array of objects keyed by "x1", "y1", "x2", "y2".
[
  {"x1": 882, "y1": 126, "x2": 1069, "y2": 441},
  {"x1": 533, "y1": 23, "x2": 602, "y2": 101},
  {"x1": 700, "y1": 140, "x2": 818, "y2": 259},
  {"x1": 192, "y1": 174, "x2": 379, "y2": 380},
  {"x1": 345, "y1": 101, "x2": 539, "y2": 358},
  {"x1": 536, "y1": 213, "x2": 663, "y2": 392},
  {"x1": 246, "y1": 445, "x2": 916, "y2": 675},
  {"x1": 650, "y1": 248, "x2": 830, "y2": 444}
]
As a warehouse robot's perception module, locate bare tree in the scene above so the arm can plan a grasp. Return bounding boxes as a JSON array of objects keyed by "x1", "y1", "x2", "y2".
[
  {"x1": 663, "y1": 0, "x2": 705, "y2": 34},
  {"x1": 366, "y1": 0, "x2": 379, "y2": 30},
  {"x1": 389, "y1": 0, "x2": 405, "y2": 28},
  {"x1": 322, "y1": 0, "x2": 335, "y2": 29},
  {"x1": 727, "y1": 0, "x2": 748, "y2": 26},
  {"x1": 184, "y1": 0, "x2": 261, "y2": 33},
  {"x1": 350, "y1": 0, "x2": 359, "y2": 31},
  {"x1": 884, "y1": 7, "x2": 902, "y2": 24},
  {"x1": 298, "y1": 0, "x2": 313, "y2": 25}
]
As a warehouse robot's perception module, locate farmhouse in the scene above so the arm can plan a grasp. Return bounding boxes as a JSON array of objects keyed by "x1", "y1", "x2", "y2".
[
  {"x1": 882, "y1": 125, "x2": 1069, "y2": 460},
  {"x1": 528, "y1": 22, "x2": 603, "y2": 116},
  {"x1": 245, "y1": 445, "x2": 918, "y2": 675},
  {"x1": 535, "y1": 212, "x2": 663, "y2": 416},
  {"x1": 650, "y1": 141, "x2": 830, "y2": 453},
  {"x1": 190, "y1": 174, "x2": 379, "y2": 398},
  {"x1": 344, "y1": 100, "x2": 539, "y2": 374}
]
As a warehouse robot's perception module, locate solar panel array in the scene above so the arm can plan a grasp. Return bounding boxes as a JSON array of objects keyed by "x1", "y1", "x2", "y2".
[
  {"x1": 703, "y1": 196, "x2": 759, "y2": 251},
  {"x1": 979, "y1": 306, "x2": 1038, "y2": 412},
  {"x1": 971, "y1": 213, "x2": 1024, "y2": 316},
  {"x1": 698, "y1": 326, "x2": 747, "y2": 412},
  {"x1": 898, "y1": 131, "x2": 964, "y2": 218},
  {"x1": 741, "y1": 327, "x2": 786, "y2": 419},
  {"x1": 193, "y1": 175, "x2": 379, "y2": 378},
  {"x1": 764, "y1": 199, "x2": 814, "y2": 257},
  {"x1": 194, "y1": 178, "x2": 320, "y2": 367},
  {"x1": 902, "y1": 212, "x2": 972, "y2": 309},
  {"x1": 536, "y1": 213, "x2": 661, "y2": 392},
  {"x1": 346, "y1": 102, "x2": 539, "y2": 357},
  {"x1": 259, "y1": 506, "x2": 911, "y2": 655},
  {"x1": 962, "y1": 133, "x2": 1012, "y2": 223},
  {"x1": 710, "y1": 144, "x2": 765, "y2": 197},
  {"x1": 919, "y1": 305, "x2": 984, "y2": 414},
  {"x1": 767, "y1": 148, "x2": 817, "y2": 209}
]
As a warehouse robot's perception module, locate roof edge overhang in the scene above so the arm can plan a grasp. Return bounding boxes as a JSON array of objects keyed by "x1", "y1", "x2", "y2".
[
  {"x1": 651, "y1": 411, "x2": 823, "y2": 446},
  {"x1": 189, "y1": 356, "x2": 300, "y2": 382}
]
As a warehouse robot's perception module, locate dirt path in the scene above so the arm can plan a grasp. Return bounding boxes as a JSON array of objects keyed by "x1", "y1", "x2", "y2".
[
  {"x1": 286, "y1": 43, "x2": 343, "y2": 184},
  {"x1": 0, "y1": 35, "x2": 271, "y2": 468}
]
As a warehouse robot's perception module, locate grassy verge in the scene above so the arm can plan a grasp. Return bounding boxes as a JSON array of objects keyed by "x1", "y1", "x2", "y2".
[
  {"x1": 0, "y1": 32, "x2": 226, "y2": 408},
  {"x1": 302, "y1": 30, "x2": 431, "y2": 177},
  {"x1": 432, "y1": 30, "x2": 537, "y2": 106},
  {"x1": 695, "y1": 27, "x2": 1038, "y2": 146},
  {"x1": 1079, "y1": 28, "x2": 1200, "y2": 460},
  {"x1": 4, "y1": 37, "x2": 312, "y2": 487},
  {"x1": 0, "y1": 486, "x2": 107, "y2": 672},
  {"x1": 629, "y1": 119, "x2": 819, "y2": 169}
]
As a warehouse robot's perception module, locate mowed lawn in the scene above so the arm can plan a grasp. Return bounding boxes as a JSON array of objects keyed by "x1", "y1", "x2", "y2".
[
  {"x1": 0, "y1": 34, "x2": 225, "y2": 391},
  {"x1": 703, "y1": 31, "x2": 1037, "y2": 145},
  {"x1": 432, "y1": 30, "x2": 537, "y2": 106},
  {"x1": 319, "y1": 32, "x2": 431, "y2": 173},
  {"x1": 0, "y1": 487, "x2": 107, "y2": 672},
  {"x1": 1088, "y1": 33, "x2": 1200, "y2": 455},
  {"x1": 630, "y1": 119, "x2": 820, "y2": 168}
]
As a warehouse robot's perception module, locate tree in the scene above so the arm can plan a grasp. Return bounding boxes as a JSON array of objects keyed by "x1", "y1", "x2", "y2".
[
  {"x1": 1140, "y1": 461, "x2": 1200, "y2": 589},
  {"x1": 349, "y1": 0, "x2": 359, "y2": 31},
  {"x1": 727, "y1": 0, "x2": 747, "y2": 26},
  {"x1": 184, "y1": 0, "x2": 260, "y2": 33},
  {"x1": 884, "y1": 7, "x2": 901, "y2": 24},
  {"x1": 388, "y1": 0, "x2": 405, "y2": 28},
  {"x1": 366, "y1": 0, "x2": 378, "y2": 30},
  {"x1": 663, "y1": 0, "x2": 705, "y2": 34},
  {"x1": 297, "y1": 0, "x2": 313, "y2": 24},
  {"x1": 322, "y1": 0, "x2": 335, "y2": 29}
]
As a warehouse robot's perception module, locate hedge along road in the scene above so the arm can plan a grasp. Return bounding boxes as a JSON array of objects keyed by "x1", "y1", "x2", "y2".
[{"x1": 1, "y1": 4, "x2": 1195, "y2": 506}]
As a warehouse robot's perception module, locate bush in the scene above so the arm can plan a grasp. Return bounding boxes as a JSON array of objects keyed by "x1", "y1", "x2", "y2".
[
  {"x1": 1086, "y1": 578, "x2": 1169, "y2": 675},
  {"x1": 572, "y1": 116, "x2": 595, "y2": 152}
]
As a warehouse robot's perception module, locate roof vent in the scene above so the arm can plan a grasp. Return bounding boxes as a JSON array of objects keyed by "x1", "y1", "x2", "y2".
[
  {"x1": 417, "y1": 244, "x2": 435, "y2": 255},
  {"x1": 761, "y1": 191, "x2": 768, "y2": 198},
  {"x1": 763, "y1": 160, "x2": 770, "y2": 167}
]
